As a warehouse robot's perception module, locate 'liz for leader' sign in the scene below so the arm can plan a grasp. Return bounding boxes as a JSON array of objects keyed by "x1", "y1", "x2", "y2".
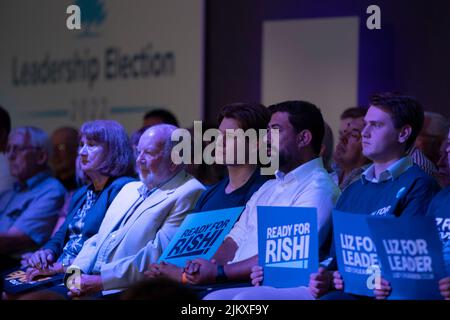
[
  {"x1": 158, "y1": 207, "x2": 243, "y2": 267},
  {"x1": 257, "y1": 206, "x2": 318, "y2": 288},
  {"x1": 368, "y1": 216, "x2": 446, "y2": 300},
  {"x1": 332, "y1": 210, "x2": 383, "y2": 297}
]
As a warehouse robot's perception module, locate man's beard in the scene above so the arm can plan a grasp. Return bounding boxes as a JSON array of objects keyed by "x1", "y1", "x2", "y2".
[
  {"x1": 278, "y1": 150, "x2": 292, "y2": 170},
  {"x1": 139, "y1": 171, "x2": 155, "y2": 187}
]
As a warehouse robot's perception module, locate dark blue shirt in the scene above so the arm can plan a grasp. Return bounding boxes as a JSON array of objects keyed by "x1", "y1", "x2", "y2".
[
  {"x1": 327, "y1": 161, "x2": 441, "y2": 270},
  {"x1": 335, "y1": 164, "x2": 440, "y2": 217},
  {"x1": 0, "y1": 171, "x2": 66, "y2": 246},
  {"x1": 193, "y1": 169, "x2": 272, "y2": 213}
]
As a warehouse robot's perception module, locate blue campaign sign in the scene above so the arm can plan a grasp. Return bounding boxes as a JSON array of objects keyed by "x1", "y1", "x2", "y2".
[
  {"x1": 332, "y1": 210, "x2": 383, "y2": 297},
  {"x1": 257, "y1": 206, "x2": 318, "y2": 288},
  {"x1": 158, "y1": 207, "x2": 244, "y2": 267},
  {"x1": 368, "y1": 215, "x2": 447, "y2": 300}
]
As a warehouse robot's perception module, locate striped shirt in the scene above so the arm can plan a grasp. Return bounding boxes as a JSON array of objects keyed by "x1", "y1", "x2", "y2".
[{"x1": 408, "y1": 146, "x2": 438, "y2": 179}]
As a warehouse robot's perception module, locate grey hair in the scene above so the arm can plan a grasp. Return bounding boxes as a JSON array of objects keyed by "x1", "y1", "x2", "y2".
[
  {"x1": 10, "y1": 126, "x2": 52, "y2": 157},
  {"x1": 80, "y1": 120, "x2": 135, "y2": 178}
]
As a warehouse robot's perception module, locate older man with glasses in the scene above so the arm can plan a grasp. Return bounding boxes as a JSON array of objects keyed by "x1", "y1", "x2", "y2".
[{"x1": 0, "y1": 126, "x2": 66, "y2": 270}]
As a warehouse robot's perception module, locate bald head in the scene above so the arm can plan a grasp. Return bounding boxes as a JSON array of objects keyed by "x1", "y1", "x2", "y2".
[{"x1": 136, "y1": 124, "x2": 181, "y2": 188}]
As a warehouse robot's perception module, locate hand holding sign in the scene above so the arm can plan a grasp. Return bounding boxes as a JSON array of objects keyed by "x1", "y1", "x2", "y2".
[
  {"x1": 333, "y1": 271, "x2": 344, "y2": 290},
  {"x1": 308, "y1": 267, "x2": 334, "y2": 298},
  {"x1": 368, "y1": 216, "x2": 446, "y2": 300},
  {"x1": 374, "y1": 278, "x2": 391, "y2": 300},
  {"x1": 250, "y1": 265, "x2": 264, "y2": 286},
  {"x1": 158, "y1": 207, "x2": 243, "y2": 267},
  {"x1": 257, "y1": 206, "x2": 318, "y2": 288},
  {"x1": 439, "y1": 277, "x2": 450, "y2": 300}
]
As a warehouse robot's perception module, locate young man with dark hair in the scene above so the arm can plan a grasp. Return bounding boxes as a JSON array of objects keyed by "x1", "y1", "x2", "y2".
[
  {"x1": 143, "y1": 108, "x2": 179, "y2": 127},
  {"x1": 374, "y1": 128, "x2": 450, "y2": 300},
  {"x1": 314, "y1": 93, "x2": 441, "y2": 300}
]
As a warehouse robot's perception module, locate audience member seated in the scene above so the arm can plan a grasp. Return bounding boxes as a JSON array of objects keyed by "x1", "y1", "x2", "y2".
[
  {"x1": 23, "y1": 120, "x2": 135, "y2": 283},
  {"x1": 317, "y1": 93, "x2": 441, "y2": 300},
  {"x1": 320, "y1": 122, "x2": 334, "y2": 172},
  {"x1": 331, "y1": 107, "x2": 371, "y2": 190},
  {"x1": 50, "y1": 127, "x2": 80, "y2": 192},
  {"x1": 436, "y1": 134, "x2": 450, "y2": 188},
  {"x1": 65, "y1": 124, "x2": 205, "y2": 298},
  {"x1": 19, "y1": 154, "x2": 91, "y2": 268},
  {"x1": 0, "y1": 106, "x2": 15, "y2": 194},
  {"x1": 0, "y1": 126, "x2": 66, "y2": 270},
  {"x1": 143, "y1": 108, "x2": 179, "y2": 127},
  {"x1": 415, "y1": 111, "x2": 449, "y2": 165},
  {"x1": 374, "y1": 127, "x2": 450, "y2": 300},
  {"x1": 146, "y1": 102, "x2": 272, "y2": 282},
  {"x1": 184, "y1": 101, "x2": 340, "y2": 299}
]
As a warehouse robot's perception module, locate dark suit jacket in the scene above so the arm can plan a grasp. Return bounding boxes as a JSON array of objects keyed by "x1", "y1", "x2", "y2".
[{"x1": 43, "y1": 176, "x2": 135, "y2": 257}]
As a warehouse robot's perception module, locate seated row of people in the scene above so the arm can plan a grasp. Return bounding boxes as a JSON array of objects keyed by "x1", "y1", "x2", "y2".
[{"x1": 1, "y1": 94, "x2": 448, "y2": 300}]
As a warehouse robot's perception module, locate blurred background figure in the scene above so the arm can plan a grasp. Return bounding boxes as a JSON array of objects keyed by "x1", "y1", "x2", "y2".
[
  {"x1": 415, "y1": 111, "x2": 449, "y2": 165},
  {"x1": 436, "y1": 133, "x2": 450, "y2": 188},
  {"x1": 0, "y1": 106, "x2": 15, "y2": 194},
  {"x1": 143, "y1": 108, "x2": 179, "y2": 127},
  {"x1": 320, "y1": 122, "x2": 334, "y2": 172},
  {"x1": 50, "y1": 127, "x2": 79, "y2": 192},
  {"x1": 331, "y1": 107, "x2": 371, "y2": 189},
  {"x1": 0, "y1": 126, "x2": 66, "y2": 269}
]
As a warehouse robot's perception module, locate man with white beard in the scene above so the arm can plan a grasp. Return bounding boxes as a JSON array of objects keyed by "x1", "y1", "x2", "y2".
[{"x1": 67, "y1": 124, "x2": 205, "y2": 298}]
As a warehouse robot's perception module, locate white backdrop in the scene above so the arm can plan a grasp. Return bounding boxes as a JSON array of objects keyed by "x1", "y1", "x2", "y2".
[
  {"x1": 0, "y1": 0, "x2": 204, "y2": 133},
  {"x1": 262, "y1": 16, "x2": 359, "y2": 142}
]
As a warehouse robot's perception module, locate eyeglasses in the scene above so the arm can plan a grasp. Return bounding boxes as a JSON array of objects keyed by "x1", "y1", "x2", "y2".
[
  {"x1": 6, "y1": 145, "x2": 40, "y2": 155},
  {"x1": 54, "y1": 143, "x2": 67, "y2": 152}
]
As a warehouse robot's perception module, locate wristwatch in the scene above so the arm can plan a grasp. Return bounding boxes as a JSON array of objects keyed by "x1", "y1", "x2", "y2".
[{"x1": 216, "y1": 265, "x2": 228, "y2": 283}]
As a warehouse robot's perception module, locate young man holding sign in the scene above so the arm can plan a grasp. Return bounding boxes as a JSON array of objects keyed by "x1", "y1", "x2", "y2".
[
  {"x1": 374, "y1": 128, "x2": 450, "y2": 300},
  {"x1": 317, "y1": 93, "x2": 441, "y2": 300}
]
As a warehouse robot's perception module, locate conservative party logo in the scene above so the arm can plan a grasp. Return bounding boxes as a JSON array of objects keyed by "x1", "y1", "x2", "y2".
[{"x1": 76, "y1": 0, "x2": 106, "y2": 37}]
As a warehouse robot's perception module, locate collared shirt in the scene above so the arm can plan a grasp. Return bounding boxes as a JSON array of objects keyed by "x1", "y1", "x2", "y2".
[
  {"x1": 408, "y1": 146, "x2": 438, "y2": 178},
  {"x1": 91, "y1": 184, "x2": 155, "y2": 274},
  {"x1": 0, "y1": 170, "x2": 66, "y2": 245},
  {"x1": 227, "y1": 157, "x2": 340, "y2": 263},
  {"x1": 330, "y1": 164, "x2": 371, "y2": 191},
  {"x1": 362, "y1": 156, "x2": 413, "y2": 184}
]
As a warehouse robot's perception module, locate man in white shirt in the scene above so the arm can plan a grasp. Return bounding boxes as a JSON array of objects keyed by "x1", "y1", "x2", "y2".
[
  {"x1": 0, "y1": 106, "x2": 15, "y2": 194},
  {"x1": 184, "y1": 101, "x2": 340, "y2": 294}
]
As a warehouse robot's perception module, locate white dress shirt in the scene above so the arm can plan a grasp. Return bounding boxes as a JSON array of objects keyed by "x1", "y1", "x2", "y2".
[{"x1": 227, "y1": 157, "x2": 341, "y2": 263}]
